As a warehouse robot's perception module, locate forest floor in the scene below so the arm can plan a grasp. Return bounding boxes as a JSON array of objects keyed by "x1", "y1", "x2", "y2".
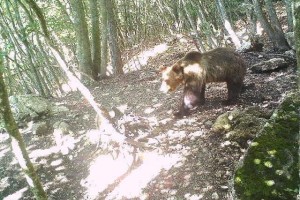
[{"x1": 0, "y1": 38, "x2": 298, "y2": 200}]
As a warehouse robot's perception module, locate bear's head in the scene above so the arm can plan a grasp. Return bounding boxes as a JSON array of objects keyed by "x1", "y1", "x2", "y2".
[{"x1": 159, "y1": 61, "x2": 184, "y2": 93}]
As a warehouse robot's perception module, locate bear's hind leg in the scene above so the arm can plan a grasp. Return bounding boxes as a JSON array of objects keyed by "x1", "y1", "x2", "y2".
[
  {"x1": 225, "y1": 81, "x2": 243, "y2": 105},
  {"x1": 198, "y1": 83, "x2": 206, "y2": 105}
]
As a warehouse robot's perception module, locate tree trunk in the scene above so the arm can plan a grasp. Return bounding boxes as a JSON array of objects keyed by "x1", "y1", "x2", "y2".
[
  {"x1": 100, "y1": 0, "x2": 108, "y2": 78},
  {"x1": 253, "y1": 0, "x2": 290, "y2": 50},
  {"x1": 244, "y1": 0, "x2": 257, "y2": 38},
  {"x1": 5, "y1": 0, "x2": 47, "y2": 96},
  {"x1": 89, "y1": 0, "x2": 101, "y2": 80},
  {"x1": 284, "y1": 0, "x2": 294, "y2": 32},
  {"x1": 0, "y1": 50, "x2": 48, "y2": 200},
  {"x1": 106, "y1": 0, "x2": 124, "y2": 75},
  {"x1": 215, "y1": 0, "x2": 241, "y2": 48},
  {"x1": 69, "y1": 0, "x2": 93, "y2": 78},
  {"x1": 264, "y1": 0, "x2": 290, "y2": 49}
]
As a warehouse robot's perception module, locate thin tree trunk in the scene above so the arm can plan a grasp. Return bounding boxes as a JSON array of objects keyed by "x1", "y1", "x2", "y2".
[
  {"x1": 106, "y1": 0, "x2": 124, "y2": 75},
  {"x1": 4, "y1": 0, "x2": 46, "y2": 96},
  {"x1": 100, "y1": 0, "x2": 108, "y2": 77},
  {"x1": 253, "y1": 0, "x2": 290, "y2": 50},
  {"x1": 24, "y1": 0, "x2": 50, "y2": 38},
  {"x1": 253, "y1": 0, "x2": 275, "y2": 38},
  {"x1": 284, "y1": 0, "x2": 293, "y2": 32},
  {"x1": 245, "y1": 0, "x2": 257, "y2": 38},
  {"x1": 264, "y1": 0, "x2": 290, "y2": 49},
  {"x1": 112, "y1": 0, "x2": 125, "y2": 49},
  {"x1": 0, "y1": 50, "x2": 48, "y2": 200},
  {"x1": 89, "y1": 0, "x2": 101, "y2": 80},
  {"x1": 215, "y1": 0, "x2": 241, "y2": 48},
  {"x1": 69, "y1": 0, "x2": 93, "y2": 78}
]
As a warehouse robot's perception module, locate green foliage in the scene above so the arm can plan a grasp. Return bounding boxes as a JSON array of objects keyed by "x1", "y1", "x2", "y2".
[
  {"x1": 224, "y1": 0, "x2": 248, "y2": 21},
  {"x1": 234, "y1": 91, "x2": 300, "y2": 200}
]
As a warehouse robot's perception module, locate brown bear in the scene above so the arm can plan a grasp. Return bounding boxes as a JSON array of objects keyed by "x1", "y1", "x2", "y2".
[{"x1": 160, "y1": 47, "x2": 247, "y2": 118}]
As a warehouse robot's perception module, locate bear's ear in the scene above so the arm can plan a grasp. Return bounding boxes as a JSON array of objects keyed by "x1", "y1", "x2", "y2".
[
  {"x1": 172, "y1": 63, "x2": 183, "y2": 73},
  {"x1": 158, "y1": 65, "x2": 168, "y2": 73}
]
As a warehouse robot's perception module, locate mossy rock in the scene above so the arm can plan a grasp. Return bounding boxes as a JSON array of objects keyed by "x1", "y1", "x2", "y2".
[
  {"x1": 233, "y1": 91, "x2": 300, "y2": 200},
  {"x1": 226, "y1": 116, "x2": 268, "y2": 147},
  {"x1": 213, "y1": 107, "x2": 271, "y2": 146},
  {"x1": 212, "y1": 109, "x2": 241, "y2": 132}
]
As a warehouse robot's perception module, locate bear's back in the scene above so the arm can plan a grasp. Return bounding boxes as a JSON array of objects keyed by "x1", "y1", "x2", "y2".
[{"x1": 199, "y1": 48, "x2": 246, "y2": 82}]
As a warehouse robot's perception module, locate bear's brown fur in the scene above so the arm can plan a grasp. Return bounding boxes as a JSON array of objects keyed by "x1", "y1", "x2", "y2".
[{"x1": 160, "y1": 47, "x2": 247, "y2": 118}]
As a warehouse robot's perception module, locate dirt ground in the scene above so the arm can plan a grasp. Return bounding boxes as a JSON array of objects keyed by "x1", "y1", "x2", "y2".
[{"x1": 0, "y1": 40, "x2": 298, "y2": 200}]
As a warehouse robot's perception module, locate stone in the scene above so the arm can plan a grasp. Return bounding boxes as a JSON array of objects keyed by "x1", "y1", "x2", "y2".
[
  {"x1": 32, "y1": 121, "x2": 50, "y2": 136},
  {"x1": 9, "y1": 95, "x2": 51, "y2": 122},
  {"x1": 251, "y1": 58, "x2": 289, "y2": 73},
  {"x1": 50, "y1": 105, "x2": 69, "y2": 115},
  {"x1": 285, "y1": 32, "x2": 295, "y2": 50}
]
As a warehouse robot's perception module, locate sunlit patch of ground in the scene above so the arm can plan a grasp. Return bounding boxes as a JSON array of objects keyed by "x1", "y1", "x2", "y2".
[
  {"x1": 81, "y1": 151, "x2": 182, "y2": 199},
  {"x1": 122, "y1": 43, "x2": 169, "y2": 73}
]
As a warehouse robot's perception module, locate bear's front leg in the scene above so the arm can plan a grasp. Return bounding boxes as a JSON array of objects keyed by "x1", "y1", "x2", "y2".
[{"x1": 174, "y1": 88, "x2": 202, "y2": 118}]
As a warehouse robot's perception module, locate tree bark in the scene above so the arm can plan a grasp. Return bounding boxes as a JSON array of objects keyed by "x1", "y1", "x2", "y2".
[
  {"x1": 0, "y1": 50, "x2": 48, "y2": 200},
  {"x1": 215, "y1": 0, "x2": 241, "y2": 48},
  {"x1": 4, "y1": 0, "x2": 47, "y2": 96},
  {"x1": 253, "y1": 0, "x2": 290, "y2": 50},
  {"x1": 69, "y1": 0, "x2": 93, "y2": 78},
  {"x1": 106, "y1": 0, "x2": 124, "y2": 75},
  {"x1": 264, "y1": 0, "x2": 290, "y2": 49},
  {"x1": 284, "y1": 0, "x2": 293, "y2": 32},
  {"x1": 89, "y1": 0, "x2": 101, "y2": 80},
  {"x1": 100, "y1": 0, "x2": 108, "y2": 77}
]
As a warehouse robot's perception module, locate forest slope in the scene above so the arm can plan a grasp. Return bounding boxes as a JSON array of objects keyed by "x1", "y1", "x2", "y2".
[{"x1": 0, "y1": 39, "x2": 298, "y2": 200}]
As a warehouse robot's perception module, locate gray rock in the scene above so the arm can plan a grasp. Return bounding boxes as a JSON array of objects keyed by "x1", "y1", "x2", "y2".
[
  {"x1": 9, "y1": 95, "x2": 51, "y2": 122},
  {"x1": 50, "y1": 105, "x2": 69, "y2": 115},
  {"x1": 53, "y1": 121, "x2": 72, "y2": 135},
  {"x1": 6, "y1": 95, "x2": 70, "y2": 125},
  {"x1": 285, "y1": 32, "x2": 295, "y2": 50},
  {"x1": 32, "y1": 121, "x2": 50, "y2": 135},
  {"x1": 212, "y1": 192, "x2": 219, "y2": 199},
  {"x1": 251, "y1": 58, "x2": 289, "y2": 73},
  {"x1": 284, "y1": 49, "x2": 296, "y2": 58}
]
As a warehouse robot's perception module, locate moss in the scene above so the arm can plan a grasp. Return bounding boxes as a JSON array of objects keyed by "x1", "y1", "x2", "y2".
[
  {"x1": 234, "y1": 91, "x2": 300, "y2": 200},
  {"x1": 213, "y1": 106, "x2": 270, "y2": 147}
]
